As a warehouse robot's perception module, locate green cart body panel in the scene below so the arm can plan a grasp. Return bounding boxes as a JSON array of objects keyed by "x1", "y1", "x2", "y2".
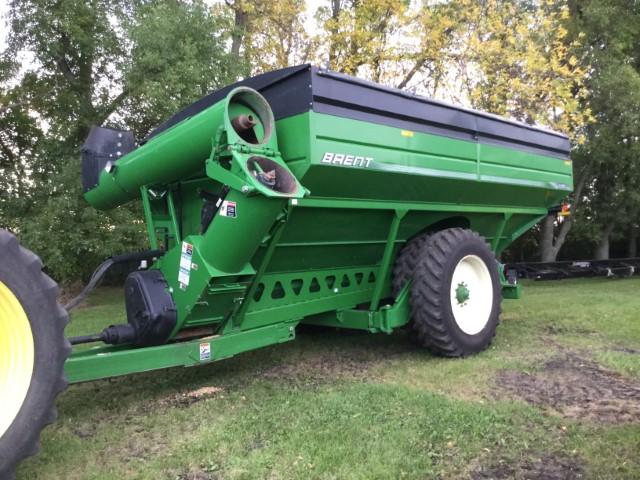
[{"x1": 69, "y1": 65, "x2": 571, "y2": 383}]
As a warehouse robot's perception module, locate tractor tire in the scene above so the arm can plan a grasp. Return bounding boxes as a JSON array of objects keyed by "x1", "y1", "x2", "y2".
[
  {"x1": 392, "y1": 232, "x2": 431, "y2": 297},
  {"x1": 0, "y1": 230, "x2": 70, "y2": 479},
  {"x1": 410, "y1": 228, "x2": 501, "y2": 357}
]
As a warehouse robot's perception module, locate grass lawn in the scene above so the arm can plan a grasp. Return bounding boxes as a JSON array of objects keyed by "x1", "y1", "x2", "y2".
[{"x1": 17, "y1": 277, "x2": 640, "y2": 479}]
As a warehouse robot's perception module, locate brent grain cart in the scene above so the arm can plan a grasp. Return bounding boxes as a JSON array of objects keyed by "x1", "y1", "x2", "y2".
[{"x1": 0, "y1": 65, "x2": 572, "y2": 477}]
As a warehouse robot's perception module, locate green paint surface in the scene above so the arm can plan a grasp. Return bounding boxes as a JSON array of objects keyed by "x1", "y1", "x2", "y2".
[
  {"x1": 78, "y1": 91, "x2": 572, "y2": 380},
  {"x1": 455, "y1": 282, "x2": 470, "y2": 304}
]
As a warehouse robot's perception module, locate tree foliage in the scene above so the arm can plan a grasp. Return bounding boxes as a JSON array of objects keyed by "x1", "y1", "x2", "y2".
[
  {"x1": 537, "y1": 0, "x2": 640, "y2": 261},
  {"x1": 123, "y1": 0, "x2": 242, "y2": 137},
  {"x1": 225, "y1": 0, "x2": 312, "y2": 73},
  {"x1": 1, "y1": 0, "x2": 239, "y2": 282},
  {"x1": 314, "y1": 0, "x2": 591, "y2": 142},
  {"x1": 315, "y1": 0, "x2": 462, "y2": 91},
  {"x1": 459, "y1": 1, "x2": 592, "y2": 142},
  {"x1": 1, "y1": 0, "x2": 638, "y2": 283}
]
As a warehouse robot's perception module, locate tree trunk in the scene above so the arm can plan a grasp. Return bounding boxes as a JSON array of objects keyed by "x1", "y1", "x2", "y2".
[
  {"x1": 230, "y1": 2, "x2": 248, "y2": 60},
  {"x1": 539, "y1": 215, "x2": 556, "y2": 262},
  {"x1": 594, "y1": 222, "x2": 615, "y2": 260},
  {"x1": 538, "y1": 213, "x2": 575, "y2": 262},
  {"x1": 328, "y1": 0, "x2": 342, "y2": 67},
  {"x1": 537, "y1": 162, "x2": 592, "y2": 262},
  {"x1": 628, "y1": 226, "x2": 638, "y2": 257}
]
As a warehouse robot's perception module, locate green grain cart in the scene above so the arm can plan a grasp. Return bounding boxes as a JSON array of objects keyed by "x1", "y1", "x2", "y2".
[{"x1": 0, "y1": 65, "x2": 572, "y2": 477}]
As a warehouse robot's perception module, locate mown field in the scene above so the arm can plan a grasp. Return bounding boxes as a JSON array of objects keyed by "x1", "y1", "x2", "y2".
[{"x1": 17, "y1": 278, "x2": 640, "y2": 479}]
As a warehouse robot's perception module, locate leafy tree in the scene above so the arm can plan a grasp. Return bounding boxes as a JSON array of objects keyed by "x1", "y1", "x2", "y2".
[
  {"x1": 7, "y1": 0, "x2": 134, "y2": 144},
  {"x1": 2, "y1": 0, "x2": 144, "y2": 283},
  {"x1": 539, "y1": 0, "x2": 640, "y2": 261},
  {"x1": 458, "y1": 0, "x2": 591, "y2": 139},
  {"x1": 317, "y1": 0, "x2": 411, "y2": 77},
  {"x1": 123, "y1": 0, "x2": 242, "y2": 137},
  {"x1": 313, "y1": 0, "x2": 590, "y2": 125},
  {"x1": 314, "y1": 0, "x2": 463, "y2": 93},
  {"x1": 0, "y1": 55, "x2": 44, "y2": 226},
  {"x1": 224, "y1": 0, "x2": 311, "y2": 74},
  {"x1": 1, "y1": 0, "x2": 239, "y2": 282},
  {"x1": 3, "y1": 0, "x2": 636, "y2": 280}
]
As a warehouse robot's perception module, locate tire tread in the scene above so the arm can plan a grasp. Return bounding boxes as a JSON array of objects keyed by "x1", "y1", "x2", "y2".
[
  {"x1": 410, "y1": 228, "x2": 501, "y2": 357},
  {"x1": 0, "y1": 230, "x2": 69, "y2": 479}
]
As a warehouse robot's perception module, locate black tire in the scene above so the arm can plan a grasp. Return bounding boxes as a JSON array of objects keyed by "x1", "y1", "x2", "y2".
[
  {"x1": 392, "y1": 232, "x2": 431, "y2": 297},
  {"x1": 410, "y1": 228, "x2": 501, "y2": 357},
  {"x1": 0, "y1": 230, "x2": 70, "y2": 479}
]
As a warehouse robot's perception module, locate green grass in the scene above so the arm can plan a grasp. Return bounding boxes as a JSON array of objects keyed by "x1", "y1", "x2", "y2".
[{"x1": 17, "y1": 277, "x2": 640, "y2": 479}]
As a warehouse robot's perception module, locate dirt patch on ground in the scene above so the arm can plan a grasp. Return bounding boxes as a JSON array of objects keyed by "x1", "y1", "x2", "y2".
[
  {"x1": 543, "y1": 325, "x2": 595, "y2": 336},
  {"x1": 613, "y1": 346, "x2": 640, "y2": 355},
  {"x1": 159, "y1": 386, "x2": 225, "y2": 408},
  {"x1": 473, "y1": 453, "x2": 584, "y2": 480},
  {"x1": 176, "y1": 462, "x2": 222, "y2": 480},
  {"x1": 259, "y1": 351, "x2": 376, "y2": 383},
  {"x1": 177, "y1": 471, "x2": 218, "y2": 480},
  {"x1": 138, "y1": 332, "x2": 411, "y2": 410},
  {"x1": 496, "y1": 353, "x2": 640, "y2": 423},
  {"x1": 70, "y1": 421, "x2": 97, "y2": 439},
  {"x1": 256, "y1": 334, "x2": 411, "y2": 387}
]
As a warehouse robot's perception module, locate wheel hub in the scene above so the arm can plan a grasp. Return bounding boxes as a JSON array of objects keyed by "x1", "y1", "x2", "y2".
[
  {"x1": 0, "y1": 281, "x2": 35, "y2": 438},
  {"x1": 455, "y1": 282, "x2": 470, "y2": 305}
]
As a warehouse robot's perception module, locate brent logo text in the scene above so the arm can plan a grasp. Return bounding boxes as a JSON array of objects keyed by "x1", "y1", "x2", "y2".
[{"x1": 321, "y1": 152, "x2": 373, "y2": 168}]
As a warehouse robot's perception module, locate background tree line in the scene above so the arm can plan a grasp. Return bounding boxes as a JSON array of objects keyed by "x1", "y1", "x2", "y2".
[{"x1": 0, "y1": 0, "x2": 638, "y2": 284}]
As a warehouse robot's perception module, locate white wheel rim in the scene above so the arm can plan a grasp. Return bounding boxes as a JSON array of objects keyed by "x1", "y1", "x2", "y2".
[{"x1": 450, "y1": 255, "x2": 493, "y2": 335}]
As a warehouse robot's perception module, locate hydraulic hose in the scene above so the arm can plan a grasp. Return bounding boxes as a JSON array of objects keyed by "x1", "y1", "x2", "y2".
[{"x1": 64, "y1": 249, "x2": 164, "y2": 312}]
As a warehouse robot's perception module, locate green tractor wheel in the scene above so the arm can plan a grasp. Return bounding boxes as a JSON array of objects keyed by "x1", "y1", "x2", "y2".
[{"x1": 0, "y1": 230, "x2": 69, "y2": 479}]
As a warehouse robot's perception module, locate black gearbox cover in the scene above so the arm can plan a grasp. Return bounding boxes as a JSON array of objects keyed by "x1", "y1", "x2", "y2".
[{"x1": 124, "y1": 269, "x2": 177, "y2": 346}]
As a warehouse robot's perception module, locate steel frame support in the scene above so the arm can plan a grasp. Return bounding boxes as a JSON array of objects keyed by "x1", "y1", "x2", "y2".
[
  {"x1": 306, "y1": 283, "x2": 411, "y2": 333},
  {"x1": 166, "y1": 190, "x2": 181, "y2": 243},
  {"x1": 491, "y1": 212, "x2": 512, "y2": 253},
  {"x1": 65, "y1": 320, "x2": 297, "y2": 384},
  {"x1": 228, "y1": 208, "x2": 290, "y2": 329},
  {"x1": 140, "y1": 186, "x2": 158, "y2": 249},
  {"x1": 370, "y1": 209, "x2": 406, "y2": 311},
  {"x1": 295, "y1": 197, "x2": 546, "y2": 216},
  {"x1": 499, "y1": 265, "x2": 521, "y2": 299}
]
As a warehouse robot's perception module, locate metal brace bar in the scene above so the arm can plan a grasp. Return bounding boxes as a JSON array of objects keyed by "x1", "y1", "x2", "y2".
[
  {"x1": 140, "y1": 186, "x2": 158, "y2": 249},
  {"x1": 370, "y1": 209, "x2": 407, "y2": 311},
  {"x1": 166, "y1": 190, "x2": 181, "y2": 243},
  {"x1": 491, "y1": 212, "x2": 512, "y2": 253},
  {"x1": 229, "y1": 206, "x2": 292, "y2": 329}
]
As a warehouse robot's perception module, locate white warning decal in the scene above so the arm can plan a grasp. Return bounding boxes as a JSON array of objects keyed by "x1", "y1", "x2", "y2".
[
  {"x1": 199, "y1": 342, "x2": 211, "y2": 362},
  {"x1": 219, "y1": 200, "x2": 237, "y2": 218},
  {"x1": 178, "y1": 242, "x2": 193, "y2": 289}
]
